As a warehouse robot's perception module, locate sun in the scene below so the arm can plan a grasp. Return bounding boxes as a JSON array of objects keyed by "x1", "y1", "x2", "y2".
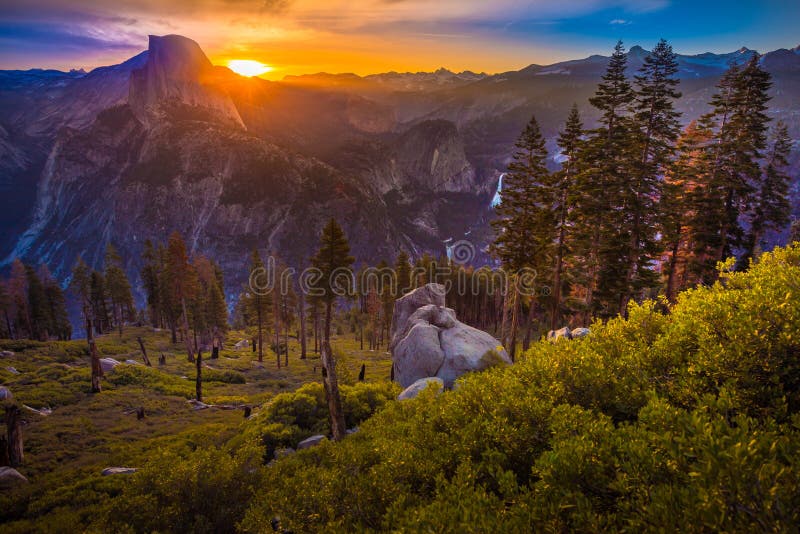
[{"x1": 227, "y1": 59, "x2": 273, "y2": 77}]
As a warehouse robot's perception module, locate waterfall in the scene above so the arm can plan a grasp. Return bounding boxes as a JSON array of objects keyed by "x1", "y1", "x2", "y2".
[{"x1": 490, "y1": 173, "x2": 504, "y2": 208}]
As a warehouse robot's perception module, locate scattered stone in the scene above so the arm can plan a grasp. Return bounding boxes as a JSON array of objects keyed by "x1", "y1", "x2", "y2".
[
  {"x1": 0, "y1": 386, "x2": 12, "y2": 401},
  {"x1": 297, "y1": 434, "x2": 327, "y2": 450},
  {"x1": 6, "y1": 367, "x2": 20, "y2": 375},
  {"x1": 571, "y1": 327, "x2": 591, "y2": 339},
  {"x1": 101, "y1": 467, "x2": 138, "y2": 476},
  {"x1": 274, "y1": 447, "x2": 295, "y2": 459},
  {"x1": 99, "y1": 357, "x2": 121, "y2": 373},
  {"x1": 180, "y1": 376, "x2": 189, "y2": 379},
  {"x1": 547, "y1": 327, "x2": 572, "y2": 341},
  {"x1": 0, "y1": 350, "x2": 14, "y2": 358},
  {"x1": 397, "y1": 377, "x2": 444, "y2": 401},
  {"x1": 390, "y1": 284, "x2": 511, "y2": 388},
  {"x1": 23, "y1": 405, "x2": 52, "y2": 416},
  {"x1": 234, "y1": 339, "x2": 249, "y2": 350},
  {"x1": 124, "y1": 359, "x2": 143, "y2": 366},
  {"x1": 0, "y1": 466, "x2": 28, "y2": 488},
  {"x1": 346, "y1": 427, "x2": 359, "y2": 435}
]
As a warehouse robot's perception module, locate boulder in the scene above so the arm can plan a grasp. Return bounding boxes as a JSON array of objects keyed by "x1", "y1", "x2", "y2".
[
  {"x1": 547, "y1": 327, "x2": 572, "y2": 341},
  {"x1": 99, "y1": 357, "x2": 120, "y2": 373},
  {"x1": 390, "y1": 284, "x2": 510, "y2": 388},
  {"x1": 397, "y1": 377, "x2": 444, "y2": 400},
  {"x1": 101, "y1": 467, "x2": 138, "y2": 476},
  {"x1": 571, "y1": 327, "x2": 591, "y2": 339},
  {"x1": 0, "y1": 386, "x2": 12, "y2": 401},
  {"x1": 0, "y1": 467, "x2": 28, "y2": 488},
  {"x1": 0, "y1": 350, "x2": 14, "y2": 358},
  {"x1": 297, "y1": 434, "x2": 327, "y2": 450}
]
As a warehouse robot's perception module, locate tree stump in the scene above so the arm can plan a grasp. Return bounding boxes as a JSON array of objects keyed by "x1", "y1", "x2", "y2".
[
  {"x1": 243, "y1": 406, "x2": 252, "y2": 418},
  {"x1": 137, "y1": 336, "x2": 152, "y2": 366},
  {"x1": 136, "y1": 407, "x2": 145, "y2": 420},
  {"x1": 358, "y1": 364, "x2": 366, "y2": 382}
]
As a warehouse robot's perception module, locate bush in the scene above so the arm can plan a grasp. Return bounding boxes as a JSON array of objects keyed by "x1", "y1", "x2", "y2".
[
  {"x1": 240, "y1": 244, "x2": 800, "y2": 532},
  {"x1": 107, "y1": 365, "x2": 194, "y2": 398},
  {"x1": 204, "y1": 370, "x2": 246, "y2": 384}
]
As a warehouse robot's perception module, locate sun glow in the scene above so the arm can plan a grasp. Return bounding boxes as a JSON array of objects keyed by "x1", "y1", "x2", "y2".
[{"x1": 227, "y1": 59, "x2": 273, "y2": 77}]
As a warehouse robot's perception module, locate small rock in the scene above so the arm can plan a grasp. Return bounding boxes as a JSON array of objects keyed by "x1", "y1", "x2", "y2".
[
  {"x1": 547, "y1": 327, "x2": 572, "y2": 342},
  {"x1": 0, "y1": 350, "x2": 14, "y2": 358},
  {"x1": 274, "y1": 447, "x2": 295, "y2": 459},
  {"x1": 99, "y1": 357, "x2": 121, "y2": 373},
  {"x1": 297, "y1": 434, "x2": 327, "y2": 450},
  {"x1": 0, "y1": 386, "x2": 12, "y2": 401},
  {"x1": 397, "y1": 377, "x2": 444, "y2": 401},
  {"x1": 346, "y1": 427, "x2": 359, "y2": 435},
  {"x1": 234, "y1": 339, "x2": 249, "y2": 350},
  {"x1": 124, "y1": 359, "x2": 143, "y2": 366},
  {"x1": 6, "y1": 366, "x2": 20, "y2": 375},
  {"x1": 0, "y1": 467, "x2": 28, "y2": 488},
  {"x1": 101, "y1": 467, "x2": 138, "y2": 476},
  {"x1": 571, "y1": 327, "x2": 591, "y2": 339}
]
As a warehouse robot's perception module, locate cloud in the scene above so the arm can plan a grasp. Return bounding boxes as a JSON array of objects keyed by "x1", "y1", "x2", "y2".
[{"x1": 609, "y1": 18, "x2": 631, "y2": 25}]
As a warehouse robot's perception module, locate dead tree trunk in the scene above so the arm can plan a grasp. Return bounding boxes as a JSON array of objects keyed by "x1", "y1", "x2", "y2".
[
  {"x1": 181, "y1": 298, "x2": 194, "y2": 363},
  {"x1": 298, "y1": 292, "x2": 307, "y2": 359},
  {"x1": 0, "y1": 435, "x2": 9, "y2": 466},
  {"x1": 6, "y1": 405, "x2": 23, "y2": 467},
  {"x1": 86, "y1": 309, "x2": 102, "y2": 393},
  {"x1": 321, "y1": 341, "x2": 346, "y2": 441},
  {"x1": 195, "y1": 348, "x2": 202, "y2": 402},
  {"x1": 137, "y1": 336, "x2": 152, "y2": 366}
]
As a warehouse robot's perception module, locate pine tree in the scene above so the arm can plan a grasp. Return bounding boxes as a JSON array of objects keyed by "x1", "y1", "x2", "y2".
[
  {"x1": 71, "y1": 258, "x2": 103, "y2": 393},
  {"x1": 141, "y1": 239, "x2": 162, "y2": 328},
  {"x1": 104, "y1": 244, "x2": 134, "y2": 336},
  {"x1": 166, "y1": 232, "x2": 197, "y2": 362},
  {"x1": 25, "y1": 264, "x2": 50, "y2": 341},
  {"x1": 740, "y1": 121, "x2": 792, "y2": 266},
  {"x1": 40, "y1": 265, "x2": 71, "y2": 340},
  {"x1": 395, "y1": 251, "x2": 412, "y2": 296},
  {"x1": 551, "y1": 104, "x2": 583, "y2": 329},
  {"x1": 245, "y1": 249, "x2": 272, "y2": 362},
  {"x1": 575, "y1": 41, "x2": 636, "y2": 318},
  {"x1": 694, "y1": 57, "x2": 772, "y2": 278},
  {"x1": 0, "y1": 281, "x2": 11, "y2": 339},
  {"x1": 310, "y1": 218, "x2": 354, "y2": 441},
  {"x1": 619, "y1": 39, "x2": 682, "y2": 312},
  {"x1": 8, "y1": 259, "x2": 30, "y2": 339},
  {"x1": 490, "y1": 113, "x2": 552, "y2": 358},
  {"x1": 662, "y1": 122, "x2": 710, "y2": 300}
]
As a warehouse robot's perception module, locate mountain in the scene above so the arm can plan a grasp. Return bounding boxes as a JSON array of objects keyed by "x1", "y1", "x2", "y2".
[{"x1": 1, "y1": 36, "x2": 798, "y2": 302}]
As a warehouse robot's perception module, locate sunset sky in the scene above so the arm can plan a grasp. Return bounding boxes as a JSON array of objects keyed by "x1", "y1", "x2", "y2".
[{"x1": 1, "y1": 0, "x2": 798, "y2": 79}]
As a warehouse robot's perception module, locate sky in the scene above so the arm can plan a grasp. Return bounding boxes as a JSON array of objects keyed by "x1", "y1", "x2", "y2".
[{"x1": 0, "y1": 0, "x2": 798, "y2": 79}]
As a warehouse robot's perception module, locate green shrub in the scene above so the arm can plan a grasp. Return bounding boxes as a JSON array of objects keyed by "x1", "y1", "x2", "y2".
[
  {"x1": 107, "y1": 365, "x2": 194, "y2": 398},
  {"x1": 240, "y1": 244, "x2": 800, "y2": 532},
  {"x1": 204, "y1": 370, "x2": 246, "y2": 384}
]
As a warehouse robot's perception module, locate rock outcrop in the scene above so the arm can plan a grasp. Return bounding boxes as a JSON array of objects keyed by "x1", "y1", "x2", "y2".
[{"x1": 390, "y1": 284, "x2": 511, "y2": 388}]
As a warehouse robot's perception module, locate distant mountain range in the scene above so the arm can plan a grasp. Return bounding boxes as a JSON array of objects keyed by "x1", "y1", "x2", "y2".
[{"x1": 1, "y1": 35, "x2": 798, "y2": 300}]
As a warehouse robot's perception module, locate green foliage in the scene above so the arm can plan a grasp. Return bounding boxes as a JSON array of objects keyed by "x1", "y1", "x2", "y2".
[
  {"x1": 241, "y1": 381, "x2": 399, "y2": 462},
  {"x1": 107, "y1": 365, "x2": 194, "y2": 398},
  {"x1": 98, "y1": 445, "x2": 264, "y2": 534},
  {"x1": 203, "y1": 369, "x2": 246, "y2": 384},
  {"x1": 242, "y1": 244, "x2": 800, "y2": 532}
]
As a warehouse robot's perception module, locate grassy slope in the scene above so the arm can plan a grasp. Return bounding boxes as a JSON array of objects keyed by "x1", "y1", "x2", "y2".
[{"x1": 0, "y1": 326, "x2": 392, "y2": 531}]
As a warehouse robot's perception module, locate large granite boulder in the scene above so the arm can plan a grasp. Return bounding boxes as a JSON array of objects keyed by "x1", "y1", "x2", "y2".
[{"x1": 390, "y1": 284, "x2": 511, "y2": 388}]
